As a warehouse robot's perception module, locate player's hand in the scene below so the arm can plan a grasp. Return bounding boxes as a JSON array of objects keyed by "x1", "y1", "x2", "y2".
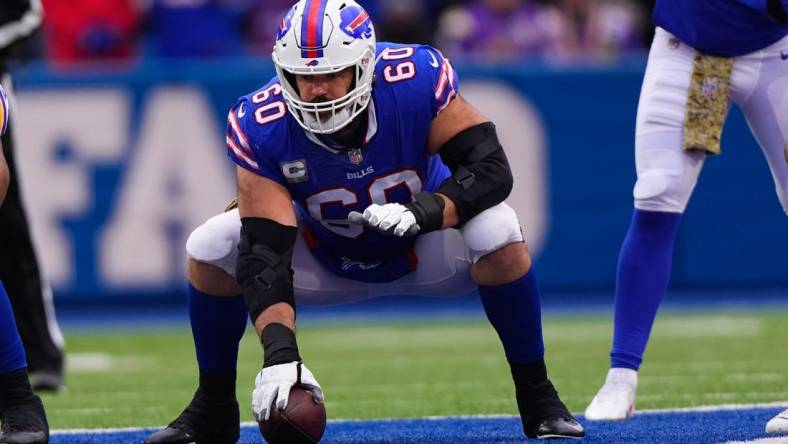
[
  {"x1": 348, "y1": 203, "x2": 420, "y2": 237},
  {"x1": 251, "y1": 361, "x2": 324, "y2": 421}
]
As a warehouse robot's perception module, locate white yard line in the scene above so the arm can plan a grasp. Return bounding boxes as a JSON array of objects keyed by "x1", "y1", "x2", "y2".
[
  {"x1": 67, "y1": 352, "x2": 155, "y2": 372},
  {"x1": 723, "y1": 439, "x2": 788, "y2": 444},
  {"x1": 635, "y1": 401, "x2": 788, "y2": 414}
]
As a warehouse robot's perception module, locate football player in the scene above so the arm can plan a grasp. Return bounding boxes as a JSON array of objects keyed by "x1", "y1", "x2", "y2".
[
  {"x1": 0, "y1": 84, "x2": 49, "y2": 444},
  {"x1": 0, "y1": 0, "x2": 65, "y2": 392},
  {"x1": 584, "y1": 0, "x2": 787, "y2": 422},
  {"x1": 144, "y1": 0, "x2": 585, "y2": 442}
]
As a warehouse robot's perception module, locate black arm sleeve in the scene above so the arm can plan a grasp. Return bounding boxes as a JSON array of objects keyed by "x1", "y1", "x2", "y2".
[
  {"x1": 436, "y1": 122, "x2": 513, "y2": 225},
  {"x1": 236, "y1": 217, "x2": 298, "y2": 323}
]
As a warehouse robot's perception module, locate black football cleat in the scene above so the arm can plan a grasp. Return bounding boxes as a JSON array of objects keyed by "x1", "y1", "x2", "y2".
[
  {"x1": 528, "y1": 411, "x2": 585, "y2": 439},
  {"x1": 509, "y1": 360, "x2": 585, "y2": 440},
  {"x1": 515, "y1": 378, "x2": 585, "y2": 440},
  {"x1": 144, "y1": 389, "x2": 239, "y2": 444},
  {"x1": 0, "y1": 394, "x2": 49, "y2": 444}
]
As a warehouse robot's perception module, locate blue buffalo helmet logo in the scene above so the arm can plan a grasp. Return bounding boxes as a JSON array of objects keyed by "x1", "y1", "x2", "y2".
[
  {"x1": 277, "y1": 5, "x2": 296, "y2": 41},
  {"x1": 339, "y1": 5, "x2": 373, "y2": 39}
]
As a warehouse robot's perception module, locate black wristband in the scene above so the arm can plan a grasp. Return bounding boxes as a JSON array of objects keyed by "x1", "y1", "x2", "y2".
[
  {"x1": 261, "y1": 323, "x2": 301, "y2": 367},
  {"x1": 405, "y1": 192, "x2": 445, "y2": 233}
]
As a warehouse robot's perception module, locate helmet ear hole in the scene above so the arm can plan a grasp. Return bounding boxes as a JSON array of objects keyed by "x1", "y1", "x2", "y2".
[{"x1": 283, "y1": 71, "x2": 299, "y2": 96}]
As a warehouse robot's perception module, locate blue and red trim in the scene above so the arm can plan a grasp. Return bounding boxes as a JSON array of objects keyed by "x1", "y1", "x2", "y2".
[{"x1": 301, "y1": 0, "x2": 328, "y2": 58}]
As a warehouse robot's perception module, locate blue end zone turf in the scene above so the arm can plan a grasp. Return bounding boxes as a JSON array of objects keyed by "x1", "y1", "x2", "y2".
[{"x1": 52, "y1": 406, "x2": 786, "y2": 443}]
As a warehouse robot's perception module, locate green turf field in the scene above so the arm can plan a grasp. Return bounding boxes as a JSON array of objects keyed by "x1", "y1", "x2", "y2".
[{"x1": 41, "y1": 310, "x2": 788, "y2": 430}]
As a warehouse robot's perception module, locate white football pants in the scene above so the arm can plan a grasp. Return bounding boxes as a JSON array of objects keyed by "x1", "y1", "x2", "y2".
[
  {"x1": 186, "y1": 203, "x2": 524, "y2": 305},
  {"x1": 633, "y1": 27, "x2": 788, "y2": 214}
]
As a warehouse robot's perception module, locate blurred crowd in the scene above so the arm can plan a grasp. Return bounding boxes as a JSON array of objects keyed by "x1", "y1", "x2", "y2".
[{"x1": 35, "y1": 0, "x2": 654, "y2": 64}]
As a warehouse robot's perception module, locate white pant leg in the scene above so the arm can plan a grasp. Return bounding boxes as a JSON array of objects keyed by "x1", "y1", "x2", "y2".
[
  {"x1": 295, "y1": 227, "x2": 476, "y2": 305},
  {"x1": 292, "y1": 202, "x2": 525, "y2": 304},
  {"x1": 730, "y1": 35, "x2": 788, "y2": 214},
  {"x1": 185, "y1": 208, "x2": 476, "y2": 305},
  {"x1": 633, "y1": 28, "x2": 708, "y2": 213},
  {"x1": 185, "y1": 209, "x2": 242, "y2": 275}
]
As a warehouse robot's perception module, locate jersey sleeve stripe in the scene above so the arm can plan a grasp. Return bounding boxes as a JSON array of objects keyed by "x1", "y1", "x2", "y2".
[
  {"x1": 434, "y1": 59, "x2": 450, "y2": 100},
  {"x1": 434, "y1": 57, "x2": 457, "y2": 113},
  {"x1": 227, "y1": 110, "x2": 252, "y2": 151},
  {"x1": 434, "y1": 58, "x2": 457, "y2": 101},
  {"x1": 226, "y1": 136, "x2": 260, "y2": 170},
  {"x1": 227, "y1": 127, "x2": 253, "y2": 157},
  {"x1": 0, "y1": 85, "x2": 8, "y2": 136},
  {"x1": 446, "y1": 60, "x2": 456, "y2": 89},
  {"x1": 437, "y1": 89, "x2": 457, "y2": 113}
]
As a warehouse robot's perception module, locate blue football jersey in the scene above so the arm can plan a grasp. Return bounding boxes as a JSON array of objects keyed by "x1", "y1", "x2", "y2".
[
  {"x1": 653, "y1": 0, "x2": 787, "y2": 57},
  {"x1": 226, "y1": 42, "x2": 459, "y2": 282}
]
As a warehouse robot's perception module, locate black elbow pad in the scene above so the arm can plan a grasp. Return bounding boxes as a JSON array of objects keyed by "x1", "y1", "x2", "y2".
[
  {"x1": 236, "y1": 217, "x2": 298, "y2": 323},
  {"x1": 437, "y1": 122, "x2": 513, "y2": 225}
]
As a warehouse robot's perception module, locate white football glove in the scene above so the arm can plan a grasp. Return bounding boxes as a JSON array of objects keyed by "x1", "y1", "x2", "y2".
[
  {"x1": 348, "y1": 203, "x2": 420, "y2": 237},
  {"x1": 251, "y1": 361, "x2": 324, "y2": 421}
]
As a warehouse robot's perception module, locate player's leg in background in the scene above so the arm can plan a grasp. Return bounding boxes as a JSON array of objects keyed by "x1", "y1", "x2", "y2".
[
  {"x1": 729, "y1": 34, "x2": 788, "y2": 433},
  {"x1": 462, "y1": 203, "x2": 585, "y2": 439},
  {"x1": 0, "y1": 75, "x2": 65, "y2": 392},
  {"x1": 144, "y1": 209, "x2": 247, "y2": 444},
  {"x1": 767, "y1": 408, "x2": 788, "y2": 434},
  {"x1": 585, "y1": 28, "x2": 708, "y2": 421},
  {"x1": 0, "y1": 280, "x2": 49, "y2": 444},
  {"x1": 732, "y1": 35, "x2": 788, "y2": 216}
]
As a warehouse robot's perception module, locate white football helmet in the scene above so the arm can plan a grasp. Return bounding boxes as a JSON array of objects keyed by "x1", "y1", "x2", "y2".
[{"x1": 273, "y1": 0, "x2": 377, "y2": 134}]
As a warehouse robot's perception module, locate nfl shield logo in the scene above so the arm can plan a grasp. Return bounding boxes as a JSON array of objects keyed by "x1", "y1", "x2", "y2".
[
  {"x1": 348, "y1": 149, "x2": 363, "y2": 164},
  {"x1": 702, "y1": 77, "x2": 719, "y2": 99}
]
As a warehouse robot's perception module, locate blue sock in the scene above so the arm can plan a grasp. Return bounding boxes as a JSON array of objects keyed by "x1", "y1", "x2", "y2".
[
  {"x1": 611, "y1": 209, "x2": 682, "y2": 370},
  {"x1": 479, "y1": 267, "x2": 544, "y2": 364},
  {"x1": 0, "y1": 280, "x2": 27, "y2": 374},
  {"x1": 188, "y1": 284, "x2": 248, "y2": 373}
]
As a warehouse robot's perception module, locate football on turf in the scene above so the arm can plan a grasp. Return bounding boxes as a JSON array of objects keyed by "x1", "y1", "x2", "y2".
[{"x1": 259, "y1": 386, "x2": 327, "y2": 444}]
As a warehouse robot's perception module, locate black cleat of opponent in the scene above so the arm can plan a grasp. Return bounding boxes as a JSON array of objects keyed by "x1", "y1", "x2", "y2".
[
  {"x1": 0, "y1": 394, "x2": 49, "y2": 444},
  {"x1": 28, "y1": 370, "x2": 63, "y2": 394},
  {"x1": 511, "y1": 360, "x2": 585, "y2": 440},
  {"x1": 144, "y1": 389, "x2": 240, "y2": 444}
]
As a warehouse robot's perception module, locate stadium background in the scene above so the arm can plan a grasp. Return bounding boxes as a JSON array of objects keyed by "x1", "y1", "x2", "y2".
[
  {"x1": 5, "y1": 0, "x2": 788, "y2": 442},
  {"x1": 13, "y1": 0, "x2": 788, "y2": 303},
  {"x1": 14, "y1": 58, "x2": 788, "y2": 302}
]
